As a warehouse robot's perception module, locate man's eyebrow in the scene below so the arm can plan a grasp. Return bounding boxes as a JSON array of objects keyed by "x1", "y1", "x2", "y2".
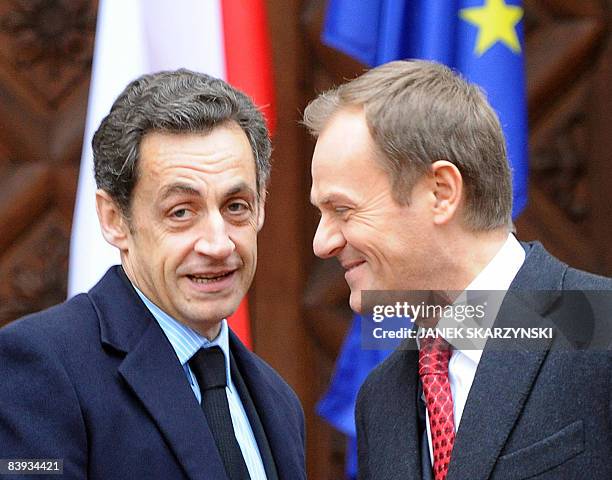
[
  {"x1": 224, "y1": 182, "x2": 256, "y2": 199},
  {"x1": 159, "y1": 183, "x2": 201, "y2": 201},
  {"x1": 310, "y1": 193, "x2": 352, "y2": 207}
]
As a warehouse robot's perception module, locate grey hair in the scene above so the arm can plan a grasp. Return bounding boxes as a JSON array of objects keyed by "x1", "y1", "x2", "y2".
[{"x1": 93, "y1": 69, "x2": 271, "y2": 217}]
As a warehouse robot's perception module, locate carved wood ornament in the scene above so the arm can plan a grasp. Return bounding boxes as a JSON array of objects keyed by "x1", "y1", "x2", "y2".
[{"x1": 0, "y1": 0, "x2": 96, "y2": 327}]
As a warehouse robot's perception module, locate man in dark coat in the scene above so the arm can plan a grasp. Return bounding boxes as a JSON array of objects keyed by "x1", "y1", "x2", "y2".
[
  {"x1": 0, "y1": 70, "x2": 305, "y2": 480},
  {"x1": 305, "y1": 60, "x2": 611, "y2": 479}
]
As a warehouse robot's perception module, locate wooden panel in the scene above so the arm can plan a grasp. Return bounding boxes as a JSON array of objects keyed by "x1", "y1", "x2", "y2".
[
  {"x1": 0, "y1": 163, "x2": 51, "y2": 251},
  {"x1": 538, "y1": 0, "x2": 606, "y2": 17},
  {"x1": 0, "y1": 0, "x2": 93, "y2": 326},
  {"x1": 0, "y1": 0, "x2": 96, "y2": 110},
  {"x1": 587, "y1": 33, "x2": 612, "y2": 274},
  {"x1": 256, "y1": 0, "x2": 322, "y2": 477},
  {"x1": 0, "y1": 210, "x2": 71, "y2": 327},
  {"x1": 518, "y1": 0, "x2": 612, "y2": 277},
  {"x1": 526, "y1": 17, "x2": 605, "y2": 123}
]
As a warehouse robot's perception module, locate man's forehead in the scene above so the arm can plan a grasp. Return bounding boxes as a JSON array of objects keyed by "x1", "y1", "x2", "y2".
[
  {"x1": 138, "y1": 128, "x2": 255, "y2": 175},
  {"x1": 311, "y1": 165, "x2": 359, "y2": 208},
  {"x1": 313, "y1": 113, "x2": 377, "y2": 164}
]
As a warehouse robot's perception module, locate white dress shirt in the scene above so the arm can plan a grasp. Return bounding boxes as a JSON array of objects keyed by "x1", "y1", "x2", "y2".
[
  {"x1": 133, "y1": 286, "x2": 267, "y2": 479},
  {"x1": 422, "y1": 233, "x2": 526, "y2": 465}
]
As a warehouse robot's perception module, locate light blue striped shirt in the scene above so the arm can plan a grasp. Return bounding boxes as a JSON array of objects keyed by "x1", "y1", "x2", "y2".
[{"x1": 133, "y1": 287, "x2": 267, "y2": 479}]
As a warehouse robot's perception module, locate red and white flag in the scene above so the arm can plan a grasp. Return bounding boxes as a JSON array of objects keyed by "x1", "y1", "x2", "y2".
[{"x1": 69, "y1": 0, "x2": 275, "y2": 348}]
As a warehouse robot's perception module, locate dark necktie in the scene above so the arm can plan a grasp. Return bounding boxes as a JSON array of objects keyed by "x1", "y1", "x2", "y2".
[
  {"x1": 419, "y1": 336, "x2": 455, "y2": 480},
  {"x1": 189, "y1": 346, "x2": 251, "y2": 480}
]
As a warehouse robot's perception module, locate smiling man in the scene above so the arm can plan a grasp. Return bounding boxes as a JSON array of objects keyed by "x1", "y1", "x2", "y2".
[
  {"x1": 0, "y1": 70, "x2": 305, "y2": 480},
  {"x1": 305, "y1": 60, "x2": 612, "y2": 480}
]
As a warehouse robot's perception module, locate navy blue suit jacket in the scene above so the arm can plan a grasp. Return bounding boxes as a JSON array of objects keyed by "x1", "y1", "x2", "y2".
[
  {"x1": 0, "y1": 267, "x2": 306, "y2": 479},
  {"x1": 356, "y1": 242, "x2": 612, "y2": 480}
]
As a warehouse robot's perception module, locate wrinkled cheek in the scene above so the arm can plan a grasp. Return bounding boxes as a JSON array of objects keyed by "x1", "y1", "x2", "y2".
[
  {"x1": 163, "y1": 243, "x2": 192, "y2": 289},
  {"x1": 360, "y1": 242, "x2": 385, "y2": 270},
  {"x1": 235, "y1": 230, "x2": 258, "y2": 264}
]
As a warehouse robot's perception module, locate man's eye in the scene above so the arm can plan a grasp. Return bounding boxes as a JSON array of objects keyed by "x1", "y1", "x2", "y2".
[
  {"x1": 227, "y1": 202, "x2": 249, "y2": 213},
  {"x1": 171, "y1": 208, "x2": 190, "y2": 218}
]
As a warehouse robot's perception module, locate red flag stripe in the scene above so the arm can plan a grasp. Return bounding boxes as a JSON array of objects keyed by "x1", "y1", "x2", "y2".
[
  {"x1": 228, "y1": 297, "x2": 252, "y2": 348},
  {"x1": 221, "y1": 0, "x2": 276, "y2": 348},
  {"x1": 221, "y1": 0, "x2": 276, "y2": 133}
]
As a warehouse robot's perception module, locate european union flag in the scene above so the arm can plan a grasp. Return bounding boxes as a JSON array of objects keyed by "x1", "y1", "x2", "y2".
[
  {"x1": 323, "y1": 0, "x2": 527, "y2": 216},
  {"x1": 318, "y1": 1, "x2": 528, "y2": 477}
]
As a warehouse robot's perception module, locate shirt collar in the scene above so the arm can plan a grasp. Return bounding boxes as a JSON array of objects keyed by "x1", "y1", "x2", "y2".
[
  {"x1": 418, "y1": 233, "x2": 526, "y2": 364},
  {"x1": 132, "y1": 285, "x2": 232, "y2": 390},
  {"x1": 464, "y1": 233, "x2": 525, "y2": 291}
]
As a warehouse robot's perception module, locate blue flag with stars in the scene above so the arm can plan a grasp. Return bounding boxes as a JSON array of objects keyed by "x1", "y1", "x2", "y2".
[
  {"x1": 322, "y1": 0, "x2": 527, "y2": 216},
  {"x1": 318, "y1": 1, "x2": 528, "y2": 478}
]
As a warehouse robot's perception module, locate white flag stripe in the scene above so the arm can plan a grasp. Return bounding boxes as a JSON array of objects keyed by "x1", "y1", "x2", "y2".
[
  {"x1": 143, "y1": 0, "x2": 226, "y2": 77},
  {"x1": 68, "y1": 0, "x2": 147, "y2": 296},
  {"x1": 68, "y1": 0, "x2": 226, "y2": 297}
]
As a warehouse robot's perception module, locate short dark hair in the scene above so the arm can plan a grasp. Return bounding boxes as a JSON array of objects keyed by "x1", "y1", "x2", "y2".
[
  {"x1": 303, "y1": 60, "x2": 512, "y2": 231},
  {"x1": 93, "y1": 69, "x2": 271, "y2": 217}
]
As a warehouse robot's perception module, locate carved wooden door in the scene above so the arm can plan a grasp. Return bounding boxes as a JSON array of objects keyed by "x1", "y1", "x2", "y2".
[{"x1": 0, "y1": 0, "x2": 96, "y2": 327}]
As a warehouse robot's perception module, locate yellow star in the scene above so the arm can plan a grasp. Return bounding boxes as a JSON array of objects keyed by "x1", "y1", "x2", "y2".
[{"x1": 460, "y1": 0, "x2": 524, "y2": 56}]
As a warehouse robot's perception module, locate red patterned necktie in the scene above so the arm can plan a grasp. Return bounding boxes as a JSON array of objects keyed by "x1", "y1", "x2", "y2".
[{"x1": 419, "y1": 335, "x2": 455, "y2": 480}]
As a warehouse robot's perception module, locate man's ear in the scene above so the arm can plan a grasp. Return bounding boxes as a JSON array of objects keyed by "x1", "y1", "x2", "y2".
[
  {"x1": 95, "y1": 189, "x2": 131, "y2": 251},
  {"x1": 430, "y1": 160, "x2": 463, "y2": 225},
  {"x1": 256, "y1": 191, "x2": 266, "y2": 232}
]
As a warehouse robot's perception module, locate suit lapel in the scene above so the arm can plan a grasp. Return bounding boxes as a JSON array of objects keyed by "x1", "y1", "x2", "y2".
[
  {"x1": 230, "y1": 334, "x2": 304, "y2": 480},
  {"x1": 370, "y1": 342, "x2": 424, "y2": 479},
  {"x1": 446, "y1": 292, "x2": 555, "y2": 480},
  {"x1": 90, "y1": 267, "x2": 227, "y2": 480},
  {"x1": 118, "y1": 321, "x2": 228, "y2": 480},
  {"x1": 389, "y1": 348, "x2": 424, "y2": 480},
  {"x1": 447, "y1": 242, "x2": 566, "y2": 480}
]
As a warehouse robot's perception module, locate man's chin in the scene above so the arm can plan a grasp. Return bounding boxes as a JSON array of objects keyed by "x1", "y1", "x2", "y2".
[
  {"x1": 193, "y1": 305, "x2": 240, "y2": 324},
  {"x1": 178, "y1": 301, "x2": 242, "y2": 333},
  {"x1": 348, "y1": 291, "x2": 362, "y2": 314}
]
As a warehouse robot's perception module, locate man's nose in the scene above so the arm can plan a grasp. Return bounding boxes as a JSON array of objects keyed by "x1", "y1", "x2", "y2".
[
  {"x1": 313, "y1": 216, "x2": 345, "y2": 258},
  {"x1": 194, "y1": 212, "x2": 235, "y2": 259}
]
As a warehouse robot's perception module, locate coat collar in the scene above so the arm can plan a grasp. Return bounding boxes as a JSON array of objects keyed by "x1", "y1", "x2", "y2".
[
  {"x1": 89, "y1": 267, "x2": 227, "y2": 479},
  {"x1": 230, "y1": 333, "x2": 305, "y2": 480},
  {"x1": 380, "y1": 344, "x2": 424, "y2": 479},
  {"x1": 359, "y1": 338, "x2": 424, "y2": 480},
  {"x1": 88, "y1": 266, "x2": 303, "y2": 480},
  {"x1": 90, "y1": 266, "x2": 153, "y2": 354},
  {"x1": 445, "y1": 241, "x2": 568, "y2": 480}
]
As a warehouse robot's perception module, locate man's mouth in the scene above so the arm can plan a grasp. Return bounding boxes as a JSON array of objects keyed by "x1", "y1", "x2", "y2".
[
  {"x1": 187, "y1": 271, "x2": 235, "y2": 283},
  {"x1": 342, "y1": 260, "x2": 366, "y2": 272}
]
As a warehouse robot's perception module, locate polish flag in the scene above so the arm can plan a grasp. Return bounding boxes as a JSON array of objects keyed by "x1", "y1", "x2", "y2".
[{"x1": 68, "y1": 0, "x2": 275, "y2": 348}]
